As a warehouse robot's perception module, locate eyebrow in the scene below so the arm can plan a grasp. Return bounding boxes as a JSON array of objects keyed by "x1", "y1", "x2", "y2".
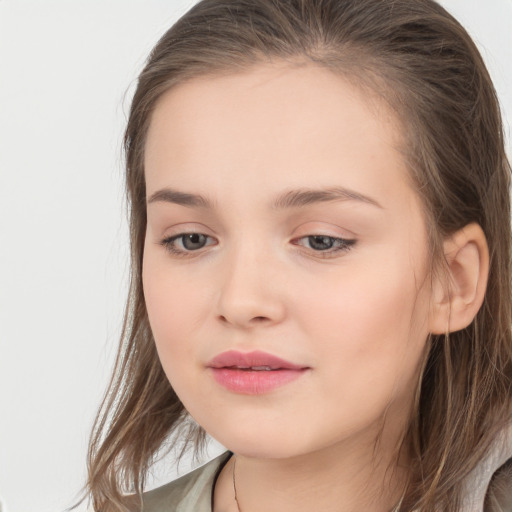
[
  {"x1": 271, "y1": 187, "x2": 383, "y2": 210},
  {"x1": 148, "y1": 188, "x2": 214, "y2": 208},
  {"x1": 147, "y1": 186, "x2": 383, "y2": 210}
]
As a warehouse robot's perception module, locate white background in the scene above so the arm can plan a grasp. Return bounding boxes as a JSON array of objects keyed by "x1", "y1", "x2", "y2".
[{"x1": 0, "y1": 1, "x2": 510, "y2": 511}]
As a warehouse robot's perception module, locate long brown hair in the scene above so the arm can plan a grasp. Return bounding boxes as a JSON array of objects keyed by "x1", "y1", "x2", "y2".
[{"x1": 85, "y1": 1, "x2": 512, "y2": 510}]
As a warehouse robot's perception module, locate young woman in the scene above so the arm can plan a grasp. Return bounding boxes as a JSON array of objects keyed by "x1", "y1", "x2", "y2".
[{"x1": 84, "y1": 0, "x2": 512, "y2": 510}]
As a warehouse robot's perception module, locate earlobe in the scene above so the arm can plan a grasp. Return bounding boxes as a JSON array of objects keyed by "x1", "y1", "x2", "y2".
[{"x1": 429, "y1": 223, "x2": 489, "y2": 335}]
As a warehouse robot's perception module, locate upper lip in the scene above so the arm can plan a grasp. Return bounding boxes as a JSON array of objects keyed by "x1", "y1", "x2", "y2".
[{"x1": 207, "y1": 350, "x2": 307, "y2": 370}]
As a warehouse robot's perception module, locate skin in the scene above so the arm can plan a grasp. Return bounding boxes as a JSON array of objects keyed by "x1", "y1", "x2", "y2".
[{"x1": 142, "y1": 62, "x2": 442, "y2": 512}]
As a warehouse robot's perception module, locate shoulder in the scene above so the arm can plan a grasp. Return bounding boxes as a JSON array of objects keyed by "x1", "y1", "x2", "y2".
[
  {"x1": 142, "y1": 452, "x2": 232, "y2": 512},
  {"x1": 465, "y1": 419, "x2": 512, "y2": 512},
  {"x1": 485, "y1": 456, "x2": 512, "y2": 512}
]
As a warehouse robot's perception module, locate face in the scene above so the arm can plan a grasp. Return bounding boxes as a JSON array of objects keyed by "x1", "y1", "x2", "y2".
[{"x1": 142, "y1": 63, "x2": 435, "y2": 460}]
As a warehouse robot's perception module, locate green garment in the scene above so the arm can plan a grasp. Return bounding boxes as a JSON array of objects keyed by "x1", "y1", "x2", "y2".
[{"x1": 143, "y1": 453, "x2": 231, "y2": 512}]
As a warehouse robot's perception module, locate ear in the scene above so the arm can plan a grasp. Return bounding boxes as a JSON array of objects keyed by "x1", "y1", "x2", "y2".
[{"x1": 429, "y1": 223, "x2": 489, "y2": 335}]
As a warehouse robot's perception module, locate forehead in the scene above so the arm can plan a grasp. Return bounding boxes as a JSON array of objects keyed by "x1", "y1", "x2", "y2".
[{"x1": 144, "y1": 62, "x2": 412, "y2": 210}]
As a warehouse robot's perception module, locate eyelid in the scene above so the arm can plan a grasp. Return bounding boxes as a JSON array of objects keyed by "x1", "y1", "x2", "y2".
[
  {"x1": 292, "y1": 221, "x2": 357, "y2": 239},
  {"x1": 159, "y1": 230, "x2": 356, "y2": 261},
  {"x1": 160, "y1": 232, "x2": 217, "y2": 257},
  {"x1": 291, "y1": 235, "x2": 356, "y2": 259}
]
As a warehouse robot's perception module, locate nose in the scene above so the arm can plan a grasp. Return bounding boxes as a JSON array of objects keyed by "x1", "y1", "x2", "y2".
[{"x1": 215, "y1": 243, "x2": 287, "y2": 329}]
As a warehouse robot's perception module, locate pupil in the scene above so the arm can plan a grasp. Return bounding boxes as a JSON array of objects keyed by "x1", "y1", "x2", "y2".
[
  {"x1": 183, "y1": 233, "x2": 206, "y2": 250},
  {"x1": 309, "y1": 235, "x2": 333, "y2": 250}
]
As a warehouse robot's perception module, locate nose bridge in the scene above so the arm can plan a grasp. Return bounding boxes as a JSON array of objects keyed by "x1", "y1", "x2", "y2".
[{"x1": 215, "y1": 232, "x2": 286, "y2": 328}]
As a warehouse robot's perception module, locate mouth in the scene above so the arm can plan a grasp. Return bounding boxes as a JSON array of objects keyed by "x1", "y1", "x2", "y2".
[{"x1": 207, "y1": 350, "x2": 309, "y2": 394}]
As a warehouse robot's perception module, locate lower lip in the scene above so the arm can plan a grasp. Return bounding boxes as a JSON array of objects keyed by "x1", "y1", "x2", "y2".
[{"x1": 210, "y1": 368, "x2": 307, "y2": 394}]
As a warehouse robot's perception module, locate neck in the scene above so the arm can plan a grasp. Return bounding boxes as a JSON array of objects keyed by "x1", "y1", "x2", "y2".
[{"x1": 214, "y1": 423, "x2": 410, "y2": 512}]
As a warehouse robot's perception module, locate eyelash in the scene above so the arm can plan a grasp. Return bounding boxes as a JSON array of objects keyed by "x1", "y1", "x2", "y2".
[{"x1": 159, "y1": 233, "x2": 356, "y2": 259}]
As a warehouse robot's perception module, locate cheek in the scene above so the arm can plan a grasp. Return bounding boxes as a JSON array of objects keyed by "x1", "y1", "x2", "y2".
[
  {"x1": 142, "y1": 252, "x2": 203, "y2": 366},
  {"x1": 143, "y1": 262, "x2": 215, "y2": 413},
  {"x1": 294, "y1": 258, "x2": 430, "y2": 397}
]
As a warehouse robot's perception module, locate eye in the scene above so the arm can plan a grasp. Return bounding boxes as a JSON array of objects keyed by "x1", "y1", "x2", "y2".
[
  {"x1": 293, "y1": 235, "x2": 356, "y2": 258},
  {"x1": 160, "y1": 233, "x2": 216, "y2": 256}
]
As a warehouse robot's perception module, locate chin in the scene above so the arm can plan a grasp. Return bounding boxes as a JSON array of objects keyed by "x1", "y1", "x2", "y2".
[
  {"x1": 206, "y1": 423, "x2": 322, "y2": 460},
  {"x1": 223, "y1": 439, "x2": 301, "y2": 459}
]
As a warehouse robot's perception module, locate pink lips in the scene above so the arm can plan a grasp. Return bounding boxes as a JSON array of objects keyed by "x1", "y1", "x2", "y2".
[{"x1": 207, "y1": 350, "x2": 309, "y2": 395}]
